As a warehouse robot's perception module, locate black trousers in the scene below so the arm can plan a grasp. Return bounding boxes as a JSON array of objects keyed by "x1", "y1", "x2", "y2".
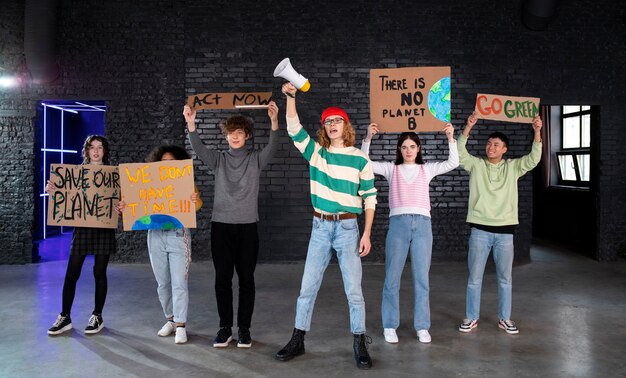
[{"x1": 211, "y1": 222, "x2": 259, "y2": 329}]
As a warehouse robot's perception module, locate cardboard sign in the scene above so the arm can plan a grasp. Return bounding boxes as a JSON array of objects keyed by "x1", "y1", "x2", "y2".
[
  {"x1": 370, "y1": 67, "x2": 451, "y2": 132},
  {"x1": 119, "y1": 159, "x2": 196, "y2": 231},
  {"x1": 475, "y1": 94, "x2": 540, "y2": 123},
  {"x1": 187, "y1": 92, "x2": 272, "y2": 110},
  {"x1": 47, "y1": 164, "x2": 120, "y2": 228}
]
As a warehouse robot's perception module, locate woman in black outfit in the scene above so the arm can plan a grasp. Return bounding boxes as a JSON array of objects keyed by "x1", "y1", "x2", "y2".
[{"x1": 47, "y1": 135, "x2": 118, "y2": 335}]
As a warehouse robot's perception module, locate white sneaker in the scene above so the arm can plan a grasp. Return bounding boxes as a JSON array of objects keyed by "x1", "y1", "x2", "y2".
[
  {"x1": 175, "y1": 327, "x2": 187, "y2": 344},
  {"x1": 157, "y1": 321, "x2": 176, "y2": 337},
  {"x1": 383, "y1": 328, "x2": 398, "y2": 343},
  {"x1": 417, "y1": 329, "x2": 431, "y2": 343}
]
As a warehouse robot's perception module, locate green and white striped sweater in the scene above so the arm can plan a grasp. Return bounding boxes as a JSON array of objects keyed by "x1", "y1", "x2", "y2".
[{"x1": 287, "y1": 115, "x2": 377, "y2": 215}]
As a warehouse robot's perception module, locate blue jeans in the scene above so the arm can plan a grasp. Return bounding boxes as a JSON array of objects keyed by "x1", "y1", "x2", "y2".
[
  {"x1": 465, "y1": 227, "x2": 514, "y2": 321},
  {"x1": 381, "y1": 215, "x2": 433, "y2": 331},
  {"x1": 295, "y1": 217, "x2": 366, "y2": 334},
  {"x1": 147, "y1": 229, "x2": 190, "y2": 323}
]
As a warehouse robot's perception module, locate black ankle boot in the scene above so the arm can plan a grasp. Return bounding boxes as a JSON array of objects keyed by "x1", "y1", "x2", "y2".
[
  {"x1": 353, "y1": 334, "x2": 372, "y2": 369},
  {"x1": 275, "y1": 328, "x2": 306, "y2": 361}
]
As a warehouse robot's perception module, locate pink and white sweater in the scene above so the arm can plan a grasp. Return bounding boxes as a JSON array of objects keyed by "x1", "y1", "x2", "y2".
[{"x1": 361, "y1": 141, "x2": 459, "y2": 218}]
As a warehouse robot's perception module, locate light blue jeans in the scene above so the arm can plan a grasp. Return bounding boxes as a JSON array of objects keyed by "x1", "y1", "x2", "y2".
[
  {"x1": 465, "y1": 227, "x2": 514, "y2": 321},
  {"x1": 382, "y1": 214, "x2": 433, "y2": 331},
  {"x1": 147, "y1": 229, "x2": 190, "y2": 324},
  {"x1": 295, "y1": 217, "x2": 366, "y2": 334}
]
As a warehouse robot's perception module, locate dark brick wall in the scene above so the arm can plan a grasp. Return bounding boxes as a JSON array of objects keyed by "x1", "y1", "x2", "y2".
[
  {"x1": 1, "y1": 0, "x2": 624, "y2": 263},
  {"x1": 0, "y1": 115, "x2": 35, "y2": 264},
  {"x1": 55, "y1": 1, "x2": 187, "y2": 262},
  {"x1": 0, "y1": 2, "x2": 35, "y2": 264}
]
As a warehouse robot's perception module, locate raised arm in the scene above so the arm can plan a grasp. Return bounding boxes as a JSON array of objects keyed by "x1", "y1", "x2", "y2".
[
  {"x1": 426, "y1": 123, "x2": 459, "y2": 178},
  {"x1": 283, "y1": 82, "x2": 303, "y2": 138},
  {"x1": 360, "y1": 123, "x2": 392, "y2": 177},
  {"x1": 360, "y1": 123, "x2": 379, "y2": 155},
  {"x1": 282, "y1": 82, "x2": 319, "y2": 162},
  {"x1": 457, "y1": 112, "x2": 481, "y2": 172},
  {"x1": 514, "y1": 115, "x2": 543, "y2": 176},
  {"x1": 183, "y1": 105, "x2": 197, "y2": 133},
  {"x1": 462, "y1": 111, "x2": 478, "y2": 137},
  {"x1": 532, "y1": 114, "x2": 542, "y2": 143},
  {"x1": 258, "y1": 101, "x2": 280, "y2": 169},
  {"x1": 183, "y1": 105, "x2": 219, "y2": 169},
  {"x1": 363, "y1": 123, "x2": 379, "y2": 144},
  {"x1": 283, "y1": 82, "x2": 297, "y2": 120}
]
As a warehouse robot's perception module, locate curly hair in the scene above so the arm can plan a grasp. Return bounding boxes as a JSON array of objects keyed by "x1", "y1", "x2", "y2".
[
  {"x1": 82, "y1": 135, "x2": 110, "y2": 165},
  {"x1": 146, "y1": 145, "x2": 191, "y2": 162},
  {"x1": 219, "y1": 115, "x2": 253, "y2": 138},
  {"x1": 317, "y1": 121, "x2": 356, "y2": 148},
  {"x1": 395, "y1": 132, "x2": 424, "y2": 165}
]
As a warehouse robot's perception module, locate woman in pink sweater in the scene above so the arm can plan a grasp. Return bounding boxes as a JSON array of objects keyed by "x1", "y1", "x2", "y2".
[{"x1": 361, "y1": 123, "x2": 458, "y2": 344}]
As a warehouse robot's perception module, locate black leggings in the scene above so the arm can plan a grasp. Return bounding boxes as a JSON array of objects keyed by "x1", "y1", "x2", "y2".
[{"x1": 61, "y1": 254, "x2": 110, "y2": 316}]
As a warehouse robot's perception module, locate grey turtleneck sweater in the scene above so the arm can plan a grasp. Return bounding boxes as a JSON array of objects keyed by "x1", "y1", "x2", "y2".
[{"x1": 188, "y1": 129, "x2": 278, "y2": 224}]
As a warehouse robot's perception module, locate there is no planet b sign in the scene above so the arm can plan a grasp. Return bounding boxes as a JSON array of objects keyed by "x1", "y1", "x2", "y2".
[{"x1": 370, "y1": 66, "x2": 451, "y2": 132}]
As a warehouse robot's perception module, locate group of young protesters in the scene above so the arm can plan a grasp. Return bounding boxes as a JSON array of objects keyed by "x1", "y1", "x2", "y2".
[{"x1": 46, "y1": 80, "x2": 542, "y2": 370}]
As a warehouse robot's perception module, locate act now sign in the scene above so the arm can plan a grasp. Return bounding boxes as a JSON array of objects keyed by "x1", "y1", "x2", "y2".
[
  {"x1": 475, "y1": 93, "x2": 540, "y2": 123},
  {"x1": 188, "y1": 92, "x2": 272, "y2": 110}
]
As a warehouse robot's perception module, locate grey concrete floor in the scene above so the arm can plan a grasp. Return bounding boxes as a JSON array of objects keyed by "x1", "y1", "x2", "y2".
[{"x1": 1, "y1": 242, "x2": 625, "y2": 377}]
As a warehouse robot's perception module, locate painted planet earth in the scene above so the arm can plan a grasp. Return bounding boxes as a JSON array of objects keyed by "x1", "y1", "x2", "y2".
[
  {"x1": 428, "y1": 77, "x2": 451, "y2": 122},
  {"x1": 132, "y1": 214, "x2": 184, "y2": 230}
]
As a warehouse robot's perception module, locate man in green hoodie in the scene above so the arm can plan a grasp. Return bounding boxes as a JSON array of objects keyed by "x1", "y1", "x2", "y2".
[{"x1": 457, "y1": 111, "x2": 542, "y2": 335}]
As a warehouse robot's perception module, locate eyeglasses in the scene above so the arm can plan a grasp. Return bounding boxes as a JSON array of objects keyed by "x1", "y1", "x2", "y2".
[{"x1": 324, "y1": 118, "x2": 344, "y2": 127}]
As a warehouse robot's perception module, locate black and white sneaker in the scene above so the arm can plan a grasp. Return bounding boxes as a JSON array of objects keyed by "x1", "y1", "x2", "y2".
[
  {"x1": 85, "y1": 314, "x2": 104, "y2": 334},
  {"x1": 213, "y1": 327, "x2": 233, "y2": 348},
  {"x1": 498, "y1": 319, "x2": 519, "y2": 334},
  {"x1": 237, "y1": 328, "x2": 252, "y2": 348},
  {"x1": 48, "y1": 314, "x2": 73, "y2": 335},
  {"x1": 459, "y1": 318, "x2": 478, "y2": 333}
]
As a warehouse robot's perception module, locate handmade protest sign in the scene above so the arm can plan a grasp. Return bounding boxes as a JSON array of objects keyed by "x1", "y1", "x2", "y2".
[
  {"x1": 187, "y1": 92, "x2": 272, "y2": 110},
  {"x1": 475, "y1": 94, "x2": 540, "y2": 123},
  {"x1": 370, "y1": 67, "x2": 451, "y2": 132},
  {"x1": 119, "y1": 159, "x2": 196, "y2": 231},
  {"x1": 47, "y1": 164, "x2": 120, "y2": 228}
]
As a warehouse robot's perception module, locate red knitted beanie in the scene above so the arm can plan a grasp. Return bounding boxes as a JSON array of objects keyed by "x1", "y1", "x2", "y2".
[{"x1": 320, "y1": 107, "x2": 350, "y2": 125}]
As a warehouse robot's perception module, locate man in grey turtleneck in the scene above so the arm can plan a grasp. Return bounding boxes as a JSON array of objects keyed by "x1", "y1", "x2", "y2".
[{"x1": 183, "y1": 102, "x2": 279, "y2": 349}]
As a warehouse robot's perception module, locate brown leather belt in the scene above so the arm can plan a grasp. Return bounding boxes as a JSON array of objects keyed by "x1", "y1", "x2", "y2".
[{"x1": 313, "y1": 211, "x2": 357, "y2": 221}]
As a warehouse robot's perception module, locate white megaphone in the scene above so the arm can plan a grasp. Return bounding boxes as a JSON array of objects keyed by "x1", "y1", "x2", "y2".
[{"x1": 273, "y1": 58, "x2": 310, "y2": 92}]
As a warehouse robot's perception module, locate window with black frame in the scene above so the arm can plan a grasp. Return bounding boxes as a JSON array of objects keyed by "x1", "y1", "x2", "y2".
[{"x1": 555, "y1": 105, "x2": 592, "y2": 187}]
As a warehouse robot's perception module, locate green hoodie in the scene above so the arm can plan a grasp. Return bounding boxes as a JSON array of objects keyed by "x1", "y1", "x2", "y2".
[{"x1": 457, "y1": 134, "x2": 542, "y2": 226}]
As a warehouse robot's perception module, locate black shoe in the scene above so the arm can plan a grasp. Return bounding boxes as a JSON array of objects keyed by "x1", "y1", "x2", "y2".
[
  {"x1": 237, "y1": 328, "x2": 252, "y2": 348},
  {"x1": 48, "y1": 314, "x2": 73, "y2": 335},
  {"x1": 213, "y1": 327, "x2": 233, "y2": 348},
  {"x1": 353, "y1": 334, "x2": 372, "y2": 369},
  {"x1": 85, "y1": 314, "x2": 104, "y2": 334},
  {"x1": 275, "y1": 328, "x2": 305, "y2": 361}
]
